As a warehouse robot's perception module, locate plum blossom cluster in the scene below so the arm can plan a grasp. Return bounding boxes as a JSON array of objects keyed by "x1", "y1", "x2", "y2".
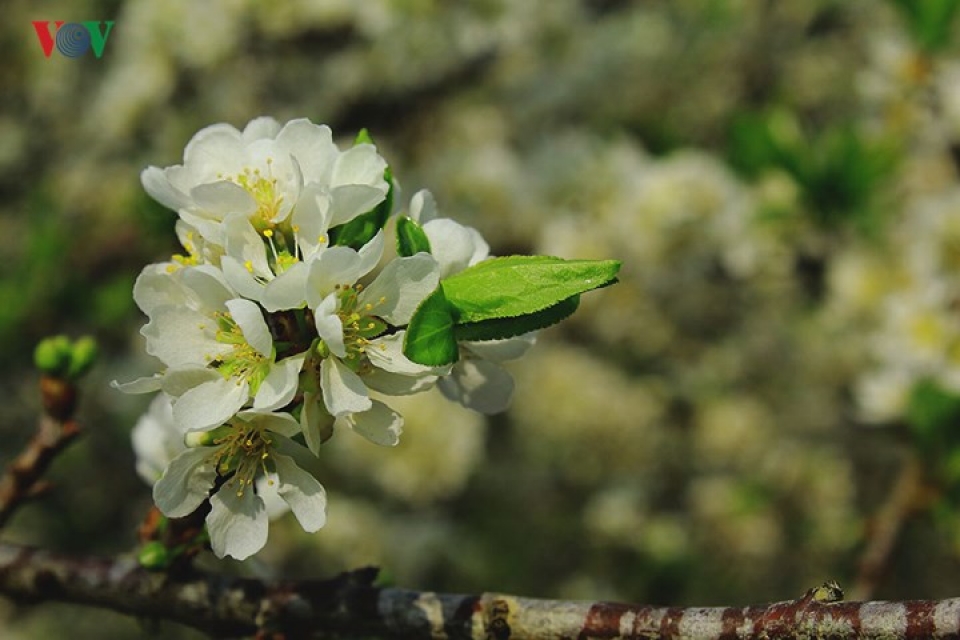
[{"x1": 118, "y1": 117, "x2": 533, "y2": 559}]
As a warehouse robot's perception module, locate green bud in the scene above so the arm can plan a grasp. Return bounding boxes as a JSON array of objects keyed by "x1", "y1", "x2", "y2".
[
  {"x1": 66, "y1": 335, "x2": 98, "y2": 380},
  {"x1": 354, "y1": 128, "x2": 374, "y2": 146},
  {"x1": 34, "y1": 335, "x2": 72, "y2": 376},
  {"x1": 138, "y1": 541, "x2": 171, "y2": 570}
]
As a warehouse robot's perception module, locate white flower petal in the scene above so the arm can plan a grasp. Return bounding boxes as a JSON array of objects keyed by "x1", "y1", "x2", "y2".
[
  {"x1": 359, "y1": 254, "x2": 440, "y2": 325},
  {"x1": 365, "y1": 332, "x2": 440, "y2": 375},
  {"x1": 300, "y1": 392, "x2": 333, "y2": 455},
  {"x1": 141, "y1": 166, "x2": 188, "y2": 211},
  {"x1": 192, "y1": 181, "x2": 257, "y2": 217},
  {"x1": 111, "y1": 375, "x2": 163, "y2": 394},
  {"x1": 256, "y1": 473, "x2": 290, "y2": 521},
  {"x1": 314, "y1": 294, "x2": 346, "y2": 358},
  {"x1": 159, "y1": 367, "x2": 220, "y2": 397},
  {"x1": 226, "y1": 298, "x2": 273, "y2": 357},
  {"x1": 408, "y1": 189, "x2": 437, "y2": 224},
  {"x1": 337, "y1": 400, "x2": 403, "y2": 446},
  {"x1": 221, "y1": 256, "x2": 265, "y2": 301},
  {"x1": 328, "y1": 184, "x2": 388, "y2": 227},
  {"x1": 237, "y1": 409, "x2": 302, "y2": 437},
  {"x1": 275, "y1": 119, "x2": 337, "y2": 184},
  {"x1": 332, "y1": 144, "x2": 388, "y2": 188},
  {"x1": 423, "y1": 219, "x2": 489, "y2": 279},
  {"x1": 253, "y1": 355, "x2": 304, "y2": 411},
  {"x1": 182, "y1": 125, "x2": 245, "y2": 181},
  {"x1": 438, "y1": 358, "x2": 515, "y2": 414},
  {"x1": 207, "y1": 486, "x2": 268, "y2": 560},
  {"x1": 153, "y1": 448, "x2": 216, "y2": 518},
  {"x1": 273, "y1": 454, "x2": 327, "y2": 532},
  {"x1": 321, "y1": 357, "x2": 371, "y2": 416},
  {"x1": 180, "y1": 265, "x2": 235, "y2": 310},
  {"x1": 465, "y1": 333, "x2": 537, "y2": 363},
  {"x1": 306, "y1": 246, "x2": 362, "y2": 302},
  {"x1": 363, "y1": 369, "x2": 436, "y2": 396},
  {"x1": 356, "y1": 229, "x2": 385, "y2": 277},
  {"x1": 141, "y1": 307, "x2": 228, "y2": 368},
  {"x1": 242, "y1": 116, "x2": 281, "y2": 141},
  {"x1": 132, "y1": 394, "x2": 183, "y2": 485},
  {"x1": 173, "y1": 377, "x2": 249, "y2": 432},
  {"x1": 261, "y1": 262, "x2": 308, "y2": 311},
  {"x1": 133, "y1": 264, "x2": 186, "y2": 315},
  {"x1": 224, "y1": 217, "x2": 272, "y2": 279}
]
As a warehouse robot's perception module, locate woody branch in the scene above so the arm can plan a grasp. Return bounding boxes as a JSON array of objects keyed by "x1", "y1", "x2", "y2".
[{"x1": 0, "y1": 541, "x2": 959, "y2": 640}]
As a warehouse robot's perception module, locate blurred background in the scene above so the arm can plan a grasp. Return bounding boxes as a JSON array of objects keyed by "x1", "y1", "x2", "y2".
[{"x1": 4, "y1": 0, "x2": 960, "y2": 637}]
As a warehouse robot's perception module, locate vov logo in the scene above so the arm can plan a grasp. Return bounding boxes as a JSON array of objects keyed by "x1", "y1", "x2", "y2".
[{"x1": 32, "y1": 21, "x2": 115, "y2": 59}]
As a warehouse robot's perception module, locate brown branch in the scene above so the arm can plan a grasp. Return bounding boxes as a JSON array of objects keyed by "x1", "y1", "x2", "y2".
[
  {"x1": 851, "y1": 453, "x2": 929, "y2": 601},
  {"x1": 0, "y1": 415, "x2": 80, "y2": 530},
  {"x1": 1, "y1": 541, "x2": 960, "y2": 639}
]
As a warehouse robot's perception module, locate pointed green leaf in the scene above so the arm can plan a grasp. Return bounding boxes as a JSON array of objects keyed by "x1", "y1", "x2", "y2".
[
  {"x1": 403, "y1": 287, "x2": 459, "y2": 366},
  {"x1": 454, "y1": 295, "x2": 580, "y2": 342},
  {"x1": 441, "y1": 256, "x2": 620, "y2": 323},
  {"x1": 396, "y1": 215, "x2": 432, "y2": 257}
]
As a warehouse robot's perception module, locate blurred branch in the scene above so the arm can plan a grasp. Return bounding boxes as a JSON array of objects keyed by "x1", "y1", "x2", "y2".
[
  {"x1": 851, "y1": 453, "x2": 928, "y2": 601},
  {"x1": 0, "y1": 414, "x2": 80, "y2": 530},
  {"x1": 0, "y1": 543, "x2": 959, "y2": 639}
]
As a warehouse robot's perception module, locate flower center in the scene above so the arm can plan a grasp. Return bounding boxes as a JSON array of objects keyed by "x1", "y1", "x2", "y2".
[
  {"x1": 211, "y1": 311, "x2": 271, "y2": 393},
  {"x1": 221, "y1": 158, "x2": 285, "y2": 232},
  {"x1": 211, "y1": 423, "x2": 274, "y2": 497},
  {"x1": 167, "y1": 229, "x2": 201, "y2": 273},
  {"x1": 334, "y1": 284, "x2": 387, "y2": 373}
]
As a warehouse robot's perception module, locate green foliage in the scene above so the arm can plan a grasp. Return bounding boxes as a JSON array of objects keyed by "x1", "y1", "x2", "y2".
[
  {"x1": 906, "y1": 379, "x2": 960, "y2": 485},
  {"x1": 403, "y1": 287, "x2": 458, "y2": 366},
  {"x1": 403, "y1": 257, "x2": 620, "y2": 365},
  {"x1": 889, "y1": 0, "x2": 960, "y2": 52},
  {"x1": 727, "y1": 110, "x2": 899, "y2": 232}
]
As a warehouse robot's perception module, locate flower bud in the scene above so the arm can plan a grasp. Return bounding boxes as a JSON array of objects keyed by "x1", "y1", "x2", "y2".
[
  {"x1": 184, "y1": 424, "x2": 233, "y2": 448},
  {"x1": 34, "y1": 335, "x2": 72, "y2": 377},
  {"x1": 66, "y1": 335, "x2": 98, "y2": 380},
  {"x1": 137, "y1": 541, "x2": 171, "y2": 570}
]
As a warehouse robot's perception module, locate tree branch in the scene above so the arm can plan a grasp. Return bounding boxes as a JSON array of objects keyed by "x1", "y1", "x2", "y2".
[
  {"x1": 1, "y1": 541, "x2": 960, "y2": 639},
  {"x1": 0, "y1": 415, "x2": 80, "y2": 529}
]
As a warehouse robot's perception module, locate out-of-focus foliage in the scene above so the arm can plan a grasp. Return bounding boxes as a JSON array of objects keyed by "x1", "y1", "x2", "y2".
[{"x1": 5, "y1": 0, "x2": 960, "y2": 637}]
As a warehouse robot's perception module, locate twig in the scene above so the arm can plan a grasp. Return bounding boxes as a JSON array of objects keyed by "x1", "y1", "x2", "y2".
[
  {"x1": 0, "y1": 416, "x2": 80, "y2": 529},
  {"x1": 1, "y1": 541, "x2": 959, "y2": 639},
  {"x1": 851, "y1": 453, "x2": 928, "y2": 602}
]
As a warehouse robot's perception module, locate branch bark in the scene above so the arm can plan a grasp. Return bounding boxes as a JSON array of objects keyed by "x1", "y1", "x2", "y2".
[{"x1": 1, "y1": 541, "x2": 960, "y2": 639}]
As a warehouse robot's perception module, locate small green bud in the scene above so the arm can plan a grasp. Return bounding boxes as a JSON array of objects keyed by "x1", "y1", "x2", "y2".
[
  {"x1": 138, "y1": 541, "x2": 171, "y2": 570},
  {"x1": 34, "y1": 335, "x2": 72, "y2": 376},
  {"x1": 354, "y1": 128, "x2": 374, "y2": 146},
  {"x1": 66, "y1": 335, "x2": 98, "y2": 380}
]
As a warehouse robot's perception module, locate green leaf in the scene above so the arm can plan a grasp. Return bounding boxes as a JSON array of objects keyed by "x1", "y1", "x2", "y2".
[
  {"x1": 454, "y1": 295, "x2": 580, "y2": 342},
  {"x1": 441, "y1": 256, "x2": 620, "y2": 323},
  {"x1": 889, "y1": 0, "x2": 960, "y2": 52},
  {"x1": 396, "y1": 215, "x2": 432, "y2": 257},
  {"x1": 403, "y1": 287, "x2": 459, "y2": 366}
]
